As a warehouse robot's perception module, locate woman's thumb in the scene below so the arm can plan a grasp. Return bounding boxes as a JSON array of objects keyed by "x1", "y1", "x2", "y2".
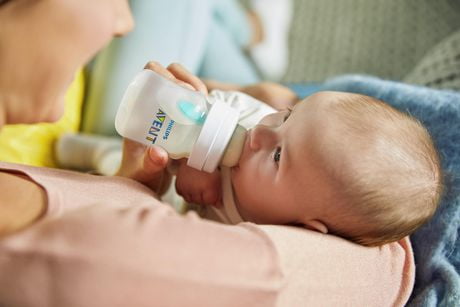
[{"x1": 144, "y1": 146, "x2": 168, "y2": 172}]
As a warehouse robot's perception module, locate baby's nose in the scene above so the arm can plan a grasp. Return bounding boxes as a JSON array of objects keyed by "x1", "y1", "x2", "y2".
[{"x1": 249, "y1": 125, "x2": 278, "y2": 151}]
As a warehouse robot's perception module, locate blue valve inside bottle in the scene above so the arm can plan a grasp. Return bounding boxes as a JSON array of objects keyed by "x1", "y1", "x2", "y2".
[{"x1": 178, "y1": 100, "x2": 207, "y2": 125}]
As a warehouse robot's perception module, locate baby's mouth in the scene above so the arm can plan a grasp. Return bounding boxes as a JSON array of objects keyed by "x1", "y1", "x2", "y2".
[{"x1": 230, "y1": 129, "x2": 251, "y2": 172}]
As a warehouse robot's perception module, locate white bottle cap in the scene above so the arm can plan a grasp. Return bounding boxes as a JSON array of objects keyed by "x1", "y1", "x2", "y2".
[{"x1": 187, "y1": 101, "x2": 239, "y2": 173}]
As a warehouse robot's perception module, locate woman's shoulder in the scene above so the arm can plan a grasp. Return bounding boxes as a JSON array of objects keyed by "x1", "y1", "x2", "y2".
[
  {"x1": 0, "y1": 169, "x2": 47, "y2": 201},
  {"x1": 0, "y1": 171, "x2": 46, "y2": 235}
]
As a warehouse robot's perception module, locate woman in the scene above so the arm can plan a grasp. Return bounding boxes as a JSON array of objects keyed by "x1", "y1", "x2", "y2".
[{"x1": 0, "y1": 1, "x2": 414, "y2": 306}]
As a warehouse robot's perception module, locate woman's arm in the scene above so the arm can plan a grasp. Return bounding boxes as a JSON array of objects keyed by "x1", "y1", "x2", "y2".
[
  {"x1": 0, "y1": 172, "x2": 46, "y2": 236},
  {"x1": 0, "y1": 201, "x2": 413, "y2": 307},
  {"x1": 0, "y1": 202, "x2": 282, "y2": 307}
]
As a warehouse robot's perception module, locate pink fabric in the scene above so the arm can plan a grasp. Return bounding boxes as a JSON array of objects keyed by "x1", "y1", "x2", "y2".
[{"x1": 0, "y1": 162, "x2": 414, "y2": 306}]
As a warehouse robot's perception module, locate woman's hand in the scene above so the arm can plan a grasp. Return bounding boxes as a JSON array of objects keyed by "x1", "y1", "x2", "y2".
[
  {"x1": 116, "y1": 139, "x2": 171, "y2": 196},
  {"x1": 116, "y1": 62, "x2": 208, "y2": 196}
]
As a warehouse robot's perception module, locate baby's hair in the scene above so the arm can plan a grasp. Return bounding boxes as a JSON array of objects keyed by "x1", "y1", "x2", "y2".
[{"x1": 325, "y1": 93, "x2": 443, "y2": 246}]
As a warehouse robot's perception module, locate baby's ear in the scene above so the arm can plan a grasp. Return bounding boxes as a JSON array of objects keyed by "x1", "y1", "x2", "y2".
[{"x1": 303, "y1": 219, "x2": 328, "y2": 234}]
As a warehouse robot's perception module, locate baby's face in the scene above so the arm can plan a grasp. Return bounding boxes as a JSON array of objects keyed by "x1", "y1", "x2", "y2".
[{"x1": 231, "y1": 92, "x2": 348, "y2": 228}]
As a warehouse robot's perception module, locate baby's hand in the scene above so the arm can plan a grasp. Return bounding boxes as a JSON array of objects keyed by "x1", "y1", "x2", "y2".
[
  {"x1": 240, "y1": 82, "x2": 298, "y2": 110},
  {"x1": 175, "y1": 160, "x2": 222, "y2": 208},
  {"x1": 204, "y1": 80, "x2": 298, "y2": 110}
]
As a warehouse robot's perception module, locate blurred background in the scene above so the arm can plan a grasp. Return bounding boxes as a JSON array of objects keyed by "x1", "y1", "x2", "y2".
[{"x1": 81, "y1": 0, "x2": 460, "y2": 136}]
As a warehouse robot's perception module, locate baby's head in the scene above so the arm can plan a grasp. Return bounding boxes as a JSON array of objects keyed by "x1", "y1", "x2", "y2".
[{"x1": 231, "y1": 91, "x2": 443, "y2": 246}]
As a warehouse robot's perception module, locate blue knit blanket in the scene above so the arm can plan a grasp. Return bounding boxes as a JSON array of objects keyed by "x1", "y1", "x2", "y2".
[{"x1": 295, "y1": 76, "x2": 460, "y2": 307}]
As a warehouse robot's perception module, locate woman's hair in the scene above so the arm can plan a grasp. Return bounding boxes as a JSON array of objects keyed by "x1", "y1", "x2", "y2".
[{"x1": 326, "y1": 94, "x2": 443, "y2": 246}]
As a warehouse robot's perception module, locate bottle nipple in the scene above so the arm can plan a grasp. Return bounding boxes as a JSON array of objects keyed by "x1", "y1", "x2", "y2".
[{"x1": 221, "y1": 125, "x2": 247, "y2": 167}]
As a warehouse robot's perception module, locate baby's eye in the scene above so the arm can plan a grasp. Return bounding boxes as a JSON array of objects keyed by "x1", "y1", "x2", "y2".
[{"x1": 273, "y1": 147, "x2": 282, "y2": 163}]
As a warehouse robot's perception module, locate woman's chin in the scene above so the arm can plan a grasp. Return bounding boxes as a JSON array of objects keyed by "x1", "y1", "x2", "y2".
[
  {"x1": 27, "y1": 104, "x2": 65, "y2": 124},
  {"x1": 45, "y1": 107, "x2": 65, "y2": 123},
  {"x1": 22, "y1": 114, "x2": 62, "y2": 125},
  {"x1": 43, "y1": 93, "x2": 66, "y2": 123}
]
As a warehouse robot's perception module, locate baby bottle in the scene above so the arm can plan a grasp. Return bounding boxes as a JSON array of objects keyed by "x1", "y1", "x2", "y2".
[{"x1": 115, "y1": 69, "x2": 247, "y2": 173}]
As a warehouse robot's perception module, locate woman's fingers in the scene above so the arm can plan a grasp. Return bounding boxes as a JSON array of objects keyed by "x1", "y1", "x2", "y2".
[
  {"x1": 144, "y1": 61, "x2": 195, "y2": 91},
  {"x1": 167, "y1": 63, "x2": 208, "y2": 94},
  {"x1": 116, "y1": 138, "x2": 145, "y2": 178},
  {"x1": 117, "y1": 138, "x2": 171, "y2": 195},
  {"x1": 144, "y1": 146, "x2": 169, "y2": 175},
  {"x1": 144, "y1": 61, "x2": 175, "y2": 79},
  {"x1": 141, "y1": 146, "x2": 171, "y2": 194},
  {"x1": 144, "y1": 61, "x2": 204, "y2": 93}
]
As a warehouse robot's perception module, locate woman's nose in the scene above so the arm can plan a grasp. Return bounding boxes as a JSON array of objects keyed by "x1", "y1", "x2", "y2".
[
  {"x1": 249, "y1": 125, "x2": 278, "y2": 151},
  {"x1": 114, "y1": 2, "x2": 135, "y2": 37}
]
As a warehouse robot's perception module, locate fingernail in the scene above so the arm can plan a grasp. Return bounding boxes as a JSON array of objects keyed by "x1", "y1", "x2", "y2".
[{"x1": 150, "y1": 148, "x2": 166, "y2": 164}]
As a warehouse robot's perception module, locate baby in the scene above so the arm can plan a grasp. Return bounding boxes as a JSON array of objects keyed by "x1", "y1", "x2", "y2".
[{"x1": 175, "y1": 89, "x2": 443, "y2": 246}]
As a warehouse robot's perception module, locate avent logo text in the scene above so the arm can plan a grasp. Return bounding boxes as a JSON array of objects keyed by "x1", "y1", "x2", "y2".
[{"x1": 146, "y1": 109, "x2": 169, "y2": 144}]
